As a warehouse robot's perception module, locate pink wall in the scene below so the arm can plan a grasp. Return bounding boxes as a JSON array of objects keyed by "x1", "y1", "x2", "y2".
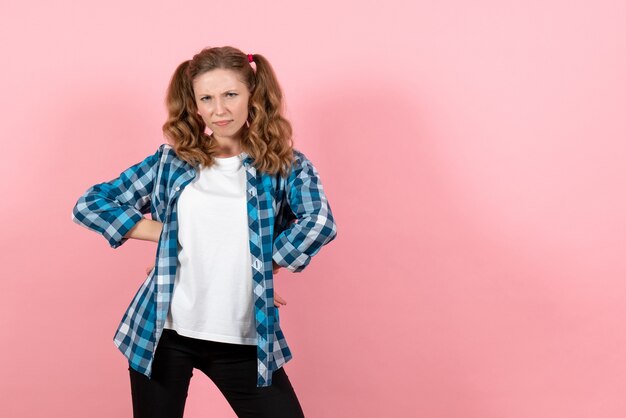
[{"x1": 2, "y1": 1, "x2": 625, "y2": 417}]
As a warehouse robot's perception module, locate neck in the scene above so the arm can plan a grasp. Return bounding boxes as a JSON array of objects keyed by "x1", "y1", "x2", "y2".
[{"x1": 211, "y1": 134, "x2": 242, "y2": 157}]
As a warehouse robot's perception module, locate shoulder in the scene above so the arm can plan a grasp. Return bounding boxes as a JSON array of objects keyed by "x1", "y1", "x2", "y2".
[
  {"x1": 160, "y1": 143, "x2": 173, "y2": 156},
  {"x1": 158, "y1": 143, "x2": 184, "y2": 163},
  {"x1": 286, "y1": 148, "x2": 322, "y2": 183},
  {"x1": 140, "y1": 143, "x2": 169, "y2": 161},
  {"x1": 292, "y1": 148, "x2": 304, "y2": 160},
  {"x1": 125, "y1": 143, "x2": 181, "y2": 173},
  {"x1": 291, "y1": 148, "x2": 314, "y2": 168},
  {"x1": 139, "y1": 143, "x2": 172, "y2": 166}
]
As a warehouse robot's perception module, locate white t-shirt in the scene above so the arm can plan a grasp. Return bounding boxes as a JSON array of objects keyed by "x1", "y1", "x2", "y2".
[{"x1": 163, "y1": 152, "x2": 257, "y2": 345}]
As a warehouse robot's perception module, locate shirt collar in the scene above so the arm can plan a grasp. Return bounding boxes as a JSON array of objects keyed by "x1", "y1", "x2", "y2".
[{"x1": 238, "y1": 151, "x2": 253, "y2": 165}]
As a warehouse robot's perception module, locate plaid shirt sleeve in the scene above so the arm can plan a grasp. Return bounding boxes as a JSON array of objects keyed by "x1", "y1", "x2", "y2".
[
  {"x1": 272, "y1": 150, "x2": 338, "y2": 273},
  {"x1": 71, "y1": 145, "x2": 163, "y2": 249}
]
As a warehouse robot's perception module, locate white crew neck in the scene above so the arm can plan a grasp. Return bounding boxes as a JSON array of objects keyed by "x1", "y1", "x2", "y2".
[
  {"x1": 197, "y1": 153, "x2": 243, "y2": 174},
  {"x1": 214, "y1": 155, "x2": 240, "y2": 161}
]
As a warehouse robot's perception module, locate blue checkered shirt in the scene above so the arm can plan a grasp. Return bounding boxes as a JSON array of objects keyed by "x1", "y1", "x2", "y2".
[{"x1": 71, "y1": 143, "x2": 337, "y2": 387}]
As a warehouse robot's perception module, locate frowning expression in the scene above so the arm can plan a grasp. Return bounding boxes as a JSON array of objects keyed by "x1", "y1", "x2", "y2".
[{"x1": 192, "y1": 68, "x2": 251, "y2": 140}]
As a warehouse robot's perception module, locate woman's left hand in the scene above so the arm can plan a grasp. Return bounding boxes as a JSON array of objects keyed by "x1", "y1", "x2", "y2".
[
  {"x1": 272, "y1": 260, "x2": 287, "y2": 307},
  {"x1": 272, "y1": 260, "x2": 281, "y2": 275},
  {"x1": 274, "y1": 291, "x2": 287, "y2": 308}
]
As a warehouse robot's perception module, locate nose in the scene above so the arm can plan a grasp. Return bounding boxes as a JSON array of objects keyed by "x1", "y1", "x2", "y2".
[{"x1": 214, "y1": 98, "x2": 226, "y2": 115}]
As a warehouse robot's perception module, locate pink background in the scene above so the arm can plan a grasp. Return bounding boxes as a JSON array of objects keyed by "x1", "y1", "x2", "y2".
[{"x1": 2, "y1": 1, "x2": 625, "y2": 417}]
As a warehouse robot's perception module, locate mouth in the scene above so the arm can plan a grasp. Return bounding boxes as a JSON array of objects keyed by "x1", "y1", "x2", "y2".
[{"x1": 214, "y1": 120, "x2": 232, "y2": 126}]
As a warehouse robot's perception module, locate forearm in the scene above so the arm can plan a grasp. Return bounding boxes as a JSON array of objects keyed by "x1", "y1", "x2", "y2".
[{"x1": 123, "y1": 218, "x2": 163, "y2": 243}]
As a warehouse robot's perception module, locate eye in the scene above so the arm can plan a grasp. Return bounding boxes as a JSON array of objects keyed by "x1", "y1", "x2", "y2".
[
  {"x1": 227, "y1": 92, "x2": 238, "y2": 97},
  {"x1": 200, "y1": 96, "x2": 211, "y2": 102}
]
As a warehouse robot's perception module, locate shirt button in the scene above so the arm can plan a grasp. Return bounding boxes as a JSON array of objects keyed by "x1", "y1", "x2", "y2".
[{"x1": 175, "y1": 186, "x2": 180, "y2": 191}]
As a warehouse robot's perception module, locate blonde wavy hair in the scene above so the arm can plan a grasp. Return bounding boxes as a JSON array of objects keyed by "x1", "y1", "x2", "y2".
[{"x1": 162, "y1": 46, "x2": 295, "y2": 178}]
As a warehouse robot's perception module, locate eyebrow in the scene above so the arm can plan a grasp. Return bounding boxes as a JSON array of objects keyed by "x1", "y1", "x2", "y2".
[{"x1": 196, "y1": 89, "x2": 239, "y2": 97}]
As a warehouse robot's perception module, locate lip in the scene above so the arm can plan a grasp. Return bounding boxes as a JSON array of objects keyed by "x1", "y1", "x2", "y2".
[{"x1": 214, "y1": 120, "x2": 232, "y2": 126}]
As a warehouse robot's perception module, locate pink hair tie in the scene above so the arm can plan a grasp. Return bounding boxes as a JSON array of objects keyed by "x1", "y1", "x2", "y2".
[{"x1": 247, "y1": 54, "x2": 254, "y2": 63}]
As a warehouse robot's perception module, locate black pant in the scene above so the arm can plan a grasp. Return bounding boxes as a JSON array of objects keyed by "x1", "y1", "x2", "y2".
[{"x1": 128, "y1": 328, "x2": 305, "y2": 418}]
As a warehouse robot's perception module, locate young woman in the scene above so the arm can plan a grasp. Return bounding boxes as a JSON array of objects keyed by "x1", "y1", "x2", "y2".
[{"x1": 71, "y1": 46, "x2": 338, "y2": 418}]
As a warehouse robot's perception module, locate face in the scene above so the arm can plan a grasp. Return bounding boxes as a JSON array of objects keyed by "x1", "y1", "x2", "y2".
[{"x1": 192, "y1": 68, "x2": 251, "y2": 141}]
